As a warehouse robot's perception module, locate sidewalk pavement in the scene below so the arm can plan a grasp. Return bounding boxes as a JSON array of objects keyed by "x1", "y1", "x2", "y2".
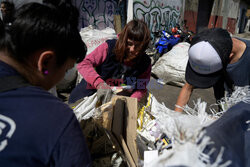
[
  {"x1": 233, "y1": 32, "x2": 250, "y2": 39},
  {"x1": 148, "y1": 77, "x2": 216, "y2": 112}
]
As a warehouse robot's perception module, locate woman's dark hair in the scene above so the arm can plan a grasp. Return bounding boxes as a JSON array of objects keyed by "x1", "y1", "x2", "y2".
[
  {"x1": 5, "y1": 1, "x2": 86, "y2": 66},
  {"x1": 114, "y1": 19, "x2": 150, "y2": 63}
]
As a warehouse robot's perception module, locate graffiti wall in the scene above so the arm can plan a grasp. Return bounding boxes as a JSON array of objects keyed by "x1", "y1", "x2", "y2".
[
  {"x1": 73, "y1": 0, "x2": 184, "y2": 32},
  {"x1": 72, "y1": 0, "x2": 119, "y2": 30},
  {"x1": 133, "y1": 0, "x2": 184, "y2": 33}
]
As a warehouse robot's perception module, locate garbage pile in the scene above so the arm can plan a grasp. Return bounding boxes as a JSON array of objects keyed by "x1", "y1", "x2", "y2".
[
  {"x1": 68, "y1": 27, "x2": 250, "y2": 166},
  {"x1": 149, "y1": 86, "x2": 250, "y2": 167},
  {"x1": 71, "y1": 86, "x2": 250, "y2": 166}
]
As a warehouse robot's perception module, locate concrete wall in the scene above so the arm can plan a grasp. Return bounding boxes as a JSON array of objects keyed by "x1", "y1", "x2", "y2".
[
  {"x1": 184, "y1": 0, "x2": 241, "y2": 34},
  {"x1": 208, "y1": 0, "x2": 222, "y2": 29},
  {"x1": 73, "y1": 0, "x2": 185, "y2": 32},
  {"x1": 208, "y1": 0, "x2": 239, "y2": 34},
  {"x1": 133, "y1": 0, "x2": 184, "y2": 33},
  {"x1": 183, "y1": 0, "x2": 199, "y2": 33},
  {"x1": 72, "y1": 0, "x2": 119, "y2": 30}
]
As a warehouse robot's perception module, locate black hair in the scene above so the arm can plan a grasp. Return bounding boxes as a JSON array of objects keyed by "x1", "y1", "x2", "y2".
[{"x1": 3, "y1": 1, "x2": 86, "y2": 66}]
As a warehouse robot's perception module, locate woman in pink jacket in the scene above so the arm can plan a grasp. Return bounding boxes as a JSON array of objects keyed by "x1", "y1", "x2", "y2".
[{"x1": 69, "y1": 19, "x2": 151, "y2": 104}]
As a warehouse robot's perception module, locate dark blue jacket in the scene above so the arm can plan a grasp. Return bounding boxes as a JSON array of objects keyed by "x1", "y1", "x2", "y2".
[
  {"x1": 0, "y1": 61, "x2": 91, "y2": 167},
  {"x1": 203, "y1": 101, "x2": 250, "y2": 167}
]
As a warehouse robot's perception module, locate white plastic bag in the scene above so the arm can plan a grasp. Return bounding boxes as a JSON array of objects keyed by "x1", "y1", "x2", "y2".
[
  {"x1": 57, "y1": 64, "x2": 78, "y2": 91},
  {"x1": 79, "y1": 25, "x2": 117, "y2": 55},
  {"x1": 151, "y1": 42, "x2": 190, "y2": 87},
  {"x1": 73, "y1": 93, "x2": 98, "y2": 121}
]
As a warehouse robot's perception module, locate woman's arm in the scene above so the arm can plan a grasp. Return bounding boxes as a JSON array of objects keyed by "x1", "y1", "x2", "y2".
[{"x1": 77, "y1": 42, "x2": 108, "y2": 88}]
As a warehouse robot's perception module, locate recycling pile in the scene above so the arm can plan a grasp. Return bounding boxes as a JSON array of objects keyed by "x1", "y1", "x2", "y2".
[
  {"x1": 138, "y1": 86, "x2": 250, "y2": 167},
  {"x1": 71, "y1": 86, "x2": 250, "y2": 166},
  {"x1": 135, "y1": 93, "x2": 217, "y2": 166},
  {"x1": 69, "y1": 27, "x2": 250, "y2": 166},
  {"x1": 72, "y1": 91, "x2": 213, "y2": 166}
]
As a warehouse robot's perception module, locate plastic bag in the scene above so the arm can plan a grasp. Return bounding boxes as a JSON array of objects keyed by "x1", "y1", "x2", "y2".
[{"x1": 151, "y1": 42, "x2": 190, "y2": 87}]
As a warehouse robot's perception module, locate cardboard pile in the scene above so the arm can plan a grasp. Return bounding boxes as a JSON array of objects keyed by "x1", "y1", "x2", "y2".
[{"x1": 94, "y1": 96, "x2": 139, "y2": 166}]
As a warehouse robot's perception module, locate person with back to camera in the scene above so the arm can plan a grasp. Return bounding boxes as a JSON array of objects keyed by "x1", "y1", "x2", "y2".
[
  {"x1": 175, "y1": 28, "x2": 250, "y2": 112},
  {"x1": 69, "y1": 19, "x2": 152, "y2": 105},
  {"x1": 0, "y1": 0, "x2": 15, "y2": 25},
  {"x1": 0, "y1": 1, "x2": 91, "y2": 166}
]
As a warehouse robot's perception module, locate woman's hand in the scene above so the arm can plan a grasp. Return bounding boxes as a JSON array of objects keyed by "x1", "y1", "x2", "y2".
[{"x1": 96, "y1": 82, "x2": 113, "y2": 104}]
